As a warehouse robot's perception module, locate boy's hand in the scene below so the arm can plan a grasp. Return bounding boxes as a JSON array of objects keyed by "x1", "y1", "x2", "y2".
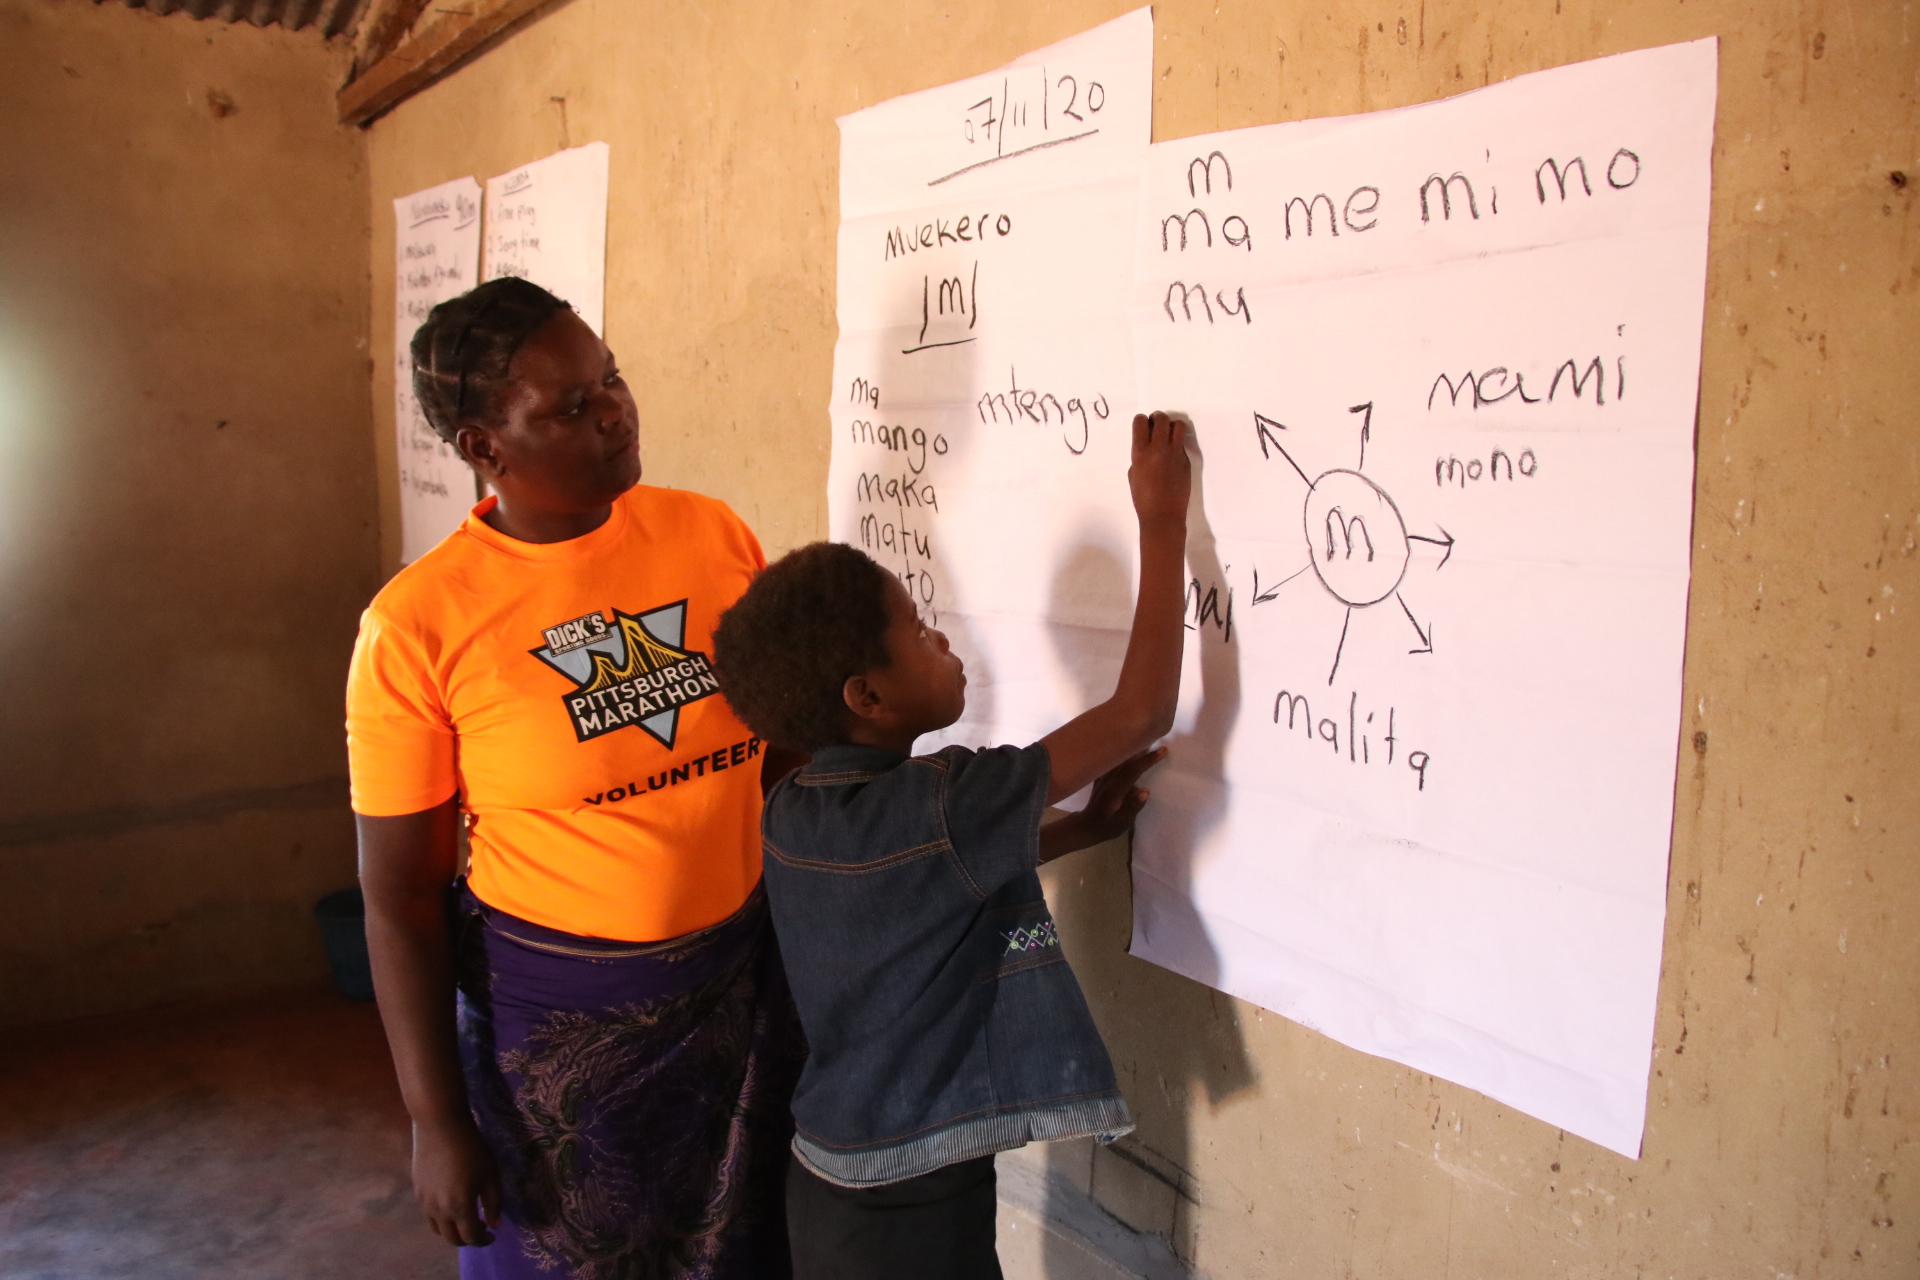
[
  {"x1": 1038, "y1": 413, "x2": 1188, "y2": 806},
  {"x1": 1038, "y1": 747, "x2": 1167, "y2": 862},
  {"x1": 1079, "y1": 745, "x2": 1165, "y2": 842},
  {"x1": 1129, "y1": 412, "x2": 1191, "y2": 529}
]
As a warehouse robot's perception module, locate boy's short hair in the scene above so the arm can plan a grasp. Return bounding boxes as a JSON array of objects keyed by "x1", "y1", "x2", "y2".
[{"x1": 713, "y1": 542, "x2": 895, "y2": 752}]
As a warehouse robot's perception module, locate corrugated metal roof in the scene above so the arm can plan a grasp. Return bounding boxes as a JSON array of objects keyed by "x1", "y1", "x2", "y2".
[{"x1": 103, "y1": 0, "x2": 371, "y2": 39}]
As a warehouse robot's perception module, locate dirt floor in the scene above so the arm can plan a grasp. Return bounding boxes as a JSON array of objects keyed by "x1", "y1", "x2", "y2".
[{"x1": 0, "y1": 985, "x2": 455, "y2": 1279}]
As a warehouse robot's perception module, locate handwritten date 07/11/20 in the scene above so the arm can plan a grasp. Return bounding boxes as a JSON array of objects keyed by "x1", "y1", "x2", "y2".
[{"x1": 965, "y1": 72, "x2": 1104, "y2": 146}]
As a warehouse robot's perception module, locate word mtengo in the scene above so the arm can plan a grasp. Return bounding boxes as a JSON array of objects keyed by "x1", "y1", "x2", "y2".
[
  {"x1": 1274, "y1": 688, "x2": 1431, "y2": 790},
  {"x1": 884, "y1": 213, "x2": 1014, "y2": 260},
  {"x1": 975, "y1": 366, "x2": 1111, "y2": 454}
]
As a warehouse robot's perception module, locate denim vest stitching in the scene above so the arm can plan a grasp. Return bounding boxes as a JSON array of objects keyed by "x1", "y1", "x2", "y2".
[
  {"x1": 991, "y1": 950, "x2": 1065, "y2": 981},
  {"x1": 764, "y1": 834, "x2": 953, "y2": 875},
  {"x1": 927, "y1": 755, "x2": 988, "y2": 901},
  {"x1": 792, "y1": 769, "x2": 883, "y2": 786},
  {"x1": 793, "y1": 1085, "x2": 1128, "y2": 1150},
  {"x1": 794, "y1": 754, "x2": 951, "y2": 788}
]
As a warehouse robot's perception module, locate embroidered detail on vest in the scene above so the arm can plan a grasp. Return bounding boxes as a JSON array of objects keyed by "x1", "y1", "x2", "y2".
[{"x1": 1002, "y1": 922, "x2": 1059, "y2": 954}]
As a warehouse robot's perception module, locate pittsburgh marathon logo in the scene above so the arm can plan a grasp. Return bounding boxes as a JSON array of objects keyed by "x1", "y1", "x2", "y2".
[{"x1": 530, "y1": 600, "x2": 721, "y2": 748}]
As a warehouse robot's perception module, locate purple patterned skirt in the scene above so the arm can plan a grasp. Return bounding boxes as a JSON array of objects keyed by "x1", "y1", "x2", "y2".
[{"x1": 453, "y1": 883, "x2": 805, "y2": 1280}]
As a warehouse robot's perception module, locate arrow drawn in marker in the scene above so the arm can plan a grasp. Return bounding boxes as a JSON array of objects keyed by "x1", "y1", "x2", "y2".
[
  {"x1": 1348, "y1": 402, "x2": 1373, "y2": 469},
  {"x1": 1254, "y1": 413, "x2": 1312, "y2": 487},
  {"x1": 1406, "y1": 526, "x2": 1456, "y2": 569},
  {"x1": 1398, "y1": 592, "x2": 1433, "y2": 654},
  {"x1": 1252, "y1": 562, "x2": 1310, "y2": 605}
]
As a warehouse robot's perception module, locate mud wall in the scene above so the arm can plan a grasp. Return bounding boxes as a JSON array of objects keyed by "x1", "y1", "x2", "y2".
[{"x1": 0, "y1": 0, "x2": 377, "y2": 1023}]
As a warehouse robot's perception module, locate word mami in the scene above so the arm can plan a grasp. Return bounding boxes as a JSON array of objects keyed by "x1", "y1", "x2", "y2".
[{"x1": 1428, "y1": 356, "x2": 1625, "y2": 411}]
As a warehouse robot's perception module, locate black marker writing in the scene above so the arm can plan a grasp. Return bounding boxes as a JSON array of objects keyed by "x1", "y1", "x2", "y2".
[
  {"x1": 1273, "y1": 689, "x2": 1430, "y2": 790},
  {"x1": 1427, "y1": 355, "x2": 1625, "y2": 410}
]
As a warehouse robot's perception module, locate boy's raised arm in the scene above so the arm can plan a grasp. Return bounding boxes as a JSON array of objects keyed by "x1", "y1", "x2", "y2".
[{"x1": 1038, "y1": 411, "x2": 1191, "y2": 805}]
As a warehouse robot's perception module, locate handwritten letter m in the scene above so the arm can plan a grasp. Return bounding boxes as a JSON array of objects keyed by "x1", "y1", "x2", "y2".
[{"x1": 1187, "y1": 151, "x2": 1233, "y2": 197}]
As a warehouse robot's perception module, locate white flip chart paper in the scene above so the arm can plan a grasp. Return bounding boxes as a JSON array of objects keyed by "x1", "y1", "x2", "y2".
[
  {"x1": 829, "y1": 16, "x2": 1714, "y2": 1158},
  {"x1": 828, "y1": 9, "x2": 1154, "y2": 761},
  {"x1": 393, "y1": 176, "x2": 483, "y2": 563},
  {"x1": 484, "y1": 141, "x2": 610, "y2": 336},
  {"x1": 1127, "y1": 40, "x2": 1717, "y2": 1157}
]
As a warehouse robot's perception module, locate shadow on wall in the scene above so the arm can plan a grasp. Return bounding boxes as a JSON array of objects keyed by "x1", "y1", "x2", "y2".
[
  {"x1": 1130, "y1": 438, "x2": 1242, "y2": 992},
  {"x1": 1041, "y1": 467, "x2": 1257, "y2": 1272}
]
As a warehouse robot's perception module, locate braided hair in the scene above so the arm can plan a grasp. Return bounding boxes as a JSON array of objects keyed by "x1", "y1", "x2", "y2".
[{"x1": 409, "y1": 277, "x2": 573, "y2": 445}]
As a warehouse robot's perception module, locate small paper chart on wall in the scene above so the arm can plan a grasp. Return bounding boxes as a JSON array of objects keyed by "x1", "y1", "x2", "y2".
[
  {"x1": 828, "y1": 8, "x2": 1153, "y2": 757},
  {"x1": 484, "y1": 142, "x2": 610, "y2": 336},
  {"x1": 827, "y1": 18, "x2": 1717, "y2": 1159},
  {"x1": 393, "y1": 176, "x2": 482, "y2": 563}
]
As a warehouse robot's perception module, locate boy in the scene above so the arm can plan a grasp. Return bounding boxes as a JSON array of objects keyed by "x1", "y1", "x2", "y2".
[{"x1": 712, "y1": 411, "x2": 1190, "y2": 1279}]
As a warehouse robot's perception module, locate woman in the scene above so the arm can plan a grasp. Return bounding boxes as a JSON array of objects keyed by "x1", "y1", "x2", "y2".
[{"x1": 347, "y1": 277, "x2": 805, "y2": 1279}]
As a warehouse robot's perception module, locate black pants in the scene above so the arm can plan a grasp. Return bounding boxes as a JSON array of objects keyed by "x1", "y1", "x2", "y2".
[{"x1": 787, "y1": 1154, "x2": 1003, "y2": 1280}]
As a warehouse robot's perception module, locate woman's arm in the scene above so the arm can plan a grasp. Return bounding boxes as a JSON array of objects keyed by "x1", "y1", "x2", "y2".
[
  {"x1": 358, "y1": 799, "x2": 500, "y2": 1248},
  {"x1": 1039, "y1": 412, "x2": 1191, "y2": 803}
]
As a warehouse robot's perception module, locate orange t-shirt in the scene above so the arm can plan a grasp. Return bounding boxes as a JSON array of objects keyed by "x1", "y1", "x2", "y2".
[{"x1": 346, "y1": 485, "x2": 767, "y2": 942}]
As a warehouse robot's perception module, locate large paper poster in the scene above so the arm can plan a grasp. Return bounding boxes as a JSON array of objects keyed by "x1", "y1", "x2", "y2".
[
  {"x1": 828, "y1": 18, "x2": 1715, "y2": 1158},
  {"x1": 484, "y1": 142, "x2": 610, "y2": 336},
  {"x1": 828, "y1": 10, "x2": 1155, "y2": 757},
  {"x1": 1126, "y1": 41, "x2": 1717, "y2": 1157},
  {"x1": 393, "y1": 176, "x2": 483, "y2": 563}
]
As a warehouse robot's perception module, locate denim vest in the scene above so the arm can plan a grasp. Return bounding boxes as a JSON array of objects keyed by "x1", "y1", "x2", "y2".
[{"x1": 762, "y1": 741, "x2": 1133, "y2": 1187}]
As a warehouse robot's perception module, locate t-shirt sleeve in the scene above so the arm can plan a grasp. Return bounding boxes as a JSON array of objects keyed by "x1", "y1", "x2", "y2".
[
  {"x1": 345, "y1": 606, "x2": 458, "y2": 817},
  {"x1": 713, "y1": 497, "x2": 768, "y2": 576},
  {"x1": 939, "y1": 742, "x2": 1052, "y2": 896},
  {"x1": 738, "y1": 512, "x2": 767, "y2": 573}
]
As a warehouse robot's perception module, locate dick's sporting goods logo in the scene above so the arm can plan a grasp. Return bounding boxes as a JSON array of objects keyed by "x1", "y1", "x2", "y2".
[{"x1": 530, "y1": 600, "x2": 720, "y2": 747}]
